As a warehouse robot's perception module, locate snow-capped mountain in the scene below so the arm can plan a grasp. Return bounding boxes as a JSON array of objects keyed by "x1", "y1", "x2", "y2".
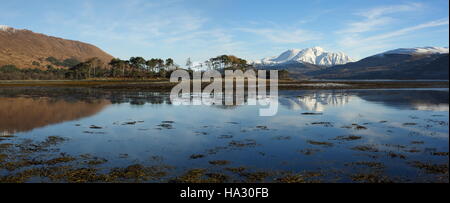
[
  {"x1": 0, "y1": 25, "x2": 19, "y2": 33},
  {"x1": 378, "y1": 47, "x2": 449, "y2": 56},
  {"x1": 253, "y1": 47, "x2": 354, "y2": 67},
  {"x1": 308, "y1": 46, "x2": 449, "y2": 80},
  {"x1": 0, "y1": 25, "x2": 13, "y2": 31}
]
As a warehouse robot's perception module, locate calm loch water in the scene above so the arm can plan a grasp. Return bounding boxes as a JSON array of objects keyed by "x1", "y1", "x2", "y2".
[{"x1": 0, "y1": 87, "x2": 448, "y2": 183}]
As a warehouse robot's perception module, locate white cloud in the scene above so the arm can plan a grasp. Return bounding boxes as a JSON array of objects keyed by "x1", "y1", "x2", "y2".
[
  {"x1": 239, "y1": 27, "x2": 321, "y2": 44},
  {"x1": 338, "y1": 3, "x2": 422, "y2": 34},
  {"x1": 40, "y1": 0, "x2": 251, "y2": 63},
  {"x1": 358, "y1": 3, "x2": 422, "y2": 19},
  {"x1": 336, "y1": 2, "x2": 448, "y2": 58},
  {"x1": 339, "y1": 18, "x2": 449, "y2": 58},
  {"x1": 341, "y1": 18, "x2": 449, "y2": 47},
  {"x1": 338, "y1": 17, "x2": 393, "y2": 34},
  {"x1": 363, "y1": 18, "x2": 449, "y2": 41}
]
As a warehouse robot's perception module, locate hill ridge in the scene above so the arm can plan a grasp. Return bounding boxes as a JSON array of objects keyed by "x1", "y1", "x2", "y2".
[{"x1": 0, "y1": 26, "x2": 114, "y2": 69}]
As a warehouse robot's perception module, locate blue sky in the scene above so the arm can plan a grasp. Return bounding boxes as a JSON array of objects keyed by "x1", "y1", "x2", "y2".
[{"x1": 1, "y1": 0, "x2": 449, "y2": 64}]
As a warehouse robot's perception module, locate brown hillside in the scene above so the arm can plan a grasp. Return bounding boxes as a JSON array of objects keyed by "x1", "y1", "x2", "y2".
[{"x1": 0, "y1": 26, "x2": 114, "y2": 69}]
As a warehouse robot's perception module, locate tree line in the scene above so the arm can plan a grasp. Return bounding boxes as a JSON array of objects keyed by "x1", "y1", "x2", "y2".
[
  {"x1": 66, "y1": 57, "x2": 178, "y2": 80},
  {"x1": 186, "y1": 55, "x2": 252, "y2": 71},
  {"x1": 0, "y1": 55, "x2": 292, "y2": 80},
  {"x1": 0, "y1": 56, "x2": 179, "y2": 80}
]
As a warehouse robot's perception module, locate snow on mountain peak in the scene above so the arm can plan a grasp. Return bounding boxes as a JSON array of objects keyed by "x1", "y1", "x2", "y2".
[
  {"x1": 310, "y1": 46, "x2": 325, "y2": 53},
  {"x1": 0, "y1": 25, "x2": 17, "y2": 32},
  {"x1": 269, "y1": 49, "x2": 302, "y2": 63},
  {"x1": 380, "y1": 47, "x2": 449, "y2": 55},
  {"x1": 0, "y1": 25, "x2": 11, "y2": 30},
  {"x1": 255, "y1": 47, "x2": 354, "y2": 67}
]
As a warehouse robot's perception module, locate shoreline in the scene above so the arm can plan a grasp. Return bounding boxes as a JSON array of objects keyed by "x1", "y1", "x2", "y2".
[{"x1": 0, "y1": 80, "x2": 448, "y2": 91}]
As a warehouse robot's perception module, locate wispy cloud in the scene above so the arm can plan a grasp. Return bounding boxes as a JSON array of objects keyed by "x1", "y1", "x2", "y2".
[
  {"x1": 337, "y1": 17, "x2": 393, "y2": 34},
  {"x1": 361, "y1": 18, "x2": 449, "y2": 42},
  {"x1": 39, "y1": 0, "x2": 249, "y2": 62},
  {"x1": 338, "y1": 3, "x2": 422, "y2": 34},
  {"x1": 359, "y1": 3, "x2": 422, "y2": 19},
  {"x1": 339, "y1": 18, "x2": 449, "y2": 58},
  {"x1": 239, "y1": 27, "x2": 321, "y2": 44},
  {"x1": 340, "y1": 18, "x2": 449, "y2": 47},
  {"x1": 77, "y1": 2, "x2": 208, "y2": 43},
  {"x1": 336, "y1": 2, "x2": 448, "y2": 58}
]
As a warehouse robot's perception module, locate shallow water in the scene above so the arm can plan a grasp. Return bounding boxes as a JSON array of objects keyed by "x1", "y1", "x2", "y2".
[{"x1": 0, "y1": 87, "x2": 448, "y2": 183}]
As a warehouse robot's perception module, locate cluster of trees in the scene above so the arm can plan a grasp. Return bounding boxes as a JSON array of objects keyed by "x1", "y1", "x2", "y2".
[
  {"x1": 0, "y1": 65, "x2": 67, "y2": 80},
  {"x1": 186, "y1": 55, "x2": 291, "y2": 79},
  {"x1": 62, "y1": 57, "x2": 179, "y2": 80},
  {"x1": 0, "y1": 56, "x2": 178, "y2": 80},
  {"x1": 45, "y1": 57, "x2": 81, "y2": 68},
  {"x1": 107, "y1": 57, "x2": 177, "y2": 79},
  {"x1": 0, "y1": 54, "x2": 292, "y2": 80},
  {"x1": 188, "y1": 55, "x2": 253, "y2": 71}
]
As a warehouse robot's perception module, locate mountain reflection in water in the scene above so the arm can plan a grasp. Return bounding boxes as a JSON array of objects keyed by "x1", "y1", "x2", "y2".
[
  {"x1": 0, "y1": 88, "x2": 448, "y2": 133},
  {"x1": 0, "y1": 87, "x2": 448, "y2": 183},
  {"x1": 280, "y1": 89, "x2": 449, "y2": 112},
  {"x1": 0, "y1": 97, "x2": 110, "y2": 133},
  {"x1": 280, "y1": 92, "x2": 351, "y2": 112}
]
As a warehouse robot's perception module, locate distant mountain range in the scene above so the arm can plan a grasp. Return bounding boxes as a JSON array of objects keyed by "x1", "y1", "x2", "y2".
[
  {"x1": 378, "y1": 47, "x2": 449, "y2": 55},
  {"x1": 0, "y1": 25, "x2": 113, "y2": 69},
  {"x1": 1, "y1": 25, "x2": 448, "y2": 80},
  {"x1": 252, "y1": 47, "x2": 354, "y2": 67},
  {"x1": 307, "y1": 47, "x2": 449, "y2": 80},
  {"x1": 254, "y1": 46, "x2": 449, "y2": 80}
]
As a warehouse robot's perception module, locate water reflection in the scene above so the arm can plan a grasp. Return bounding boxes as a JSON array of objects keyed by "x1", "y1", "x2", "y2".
[
  {"x1": 354, "y1": 89, "x2": 449, "y2": 111},
  {"x1": 0, "y1": 88, "x2": 448, "y2": 134},
  {"x1": 0, "y1": 87, "x2": 448, "y2": 183},
  {"x1": 280, "y1": 89, "x2": 449, "y2": 112},
  {"x1": 280, "y1": 92, "x2": 351, "y2": 111},
  {"x1": 0, "y1": 97, "x2": 110, "y2": 133}
]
